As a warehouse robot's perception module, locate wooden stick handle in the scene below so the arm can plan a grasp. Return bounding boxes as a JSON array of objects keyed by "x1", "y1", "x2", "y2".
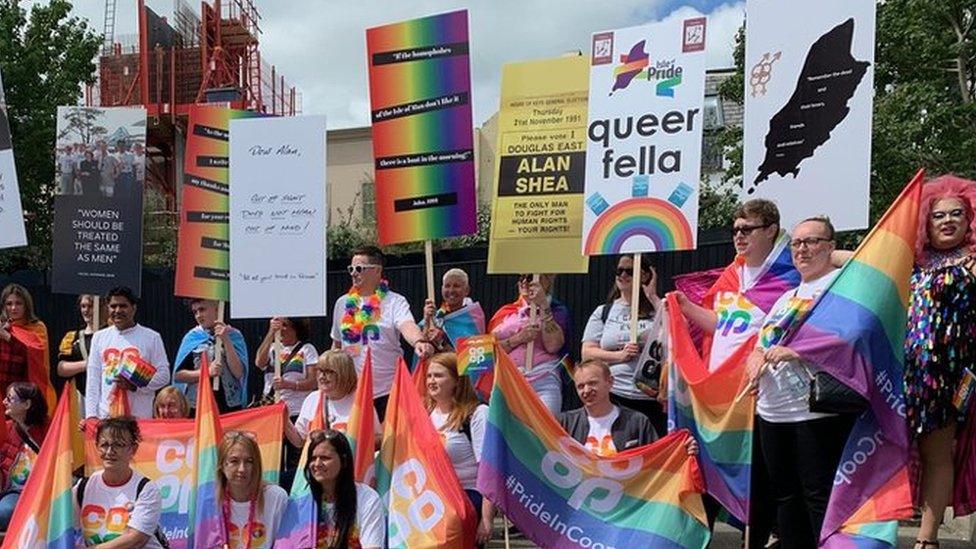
[
  {"x1": 524, "y1": 274, "x2": 539, "y2": 371},
  {"x1": 424, "y1": 240, "x2": 436, "y2": 304},
  {"x1": 273, "y1": 329, "x2": 283, "y2": 402},
  {"x1": 630, "y1": 253, "x2": 641, "y2": 343},
  {"x1": 213, "y1": 301, "x2": 225, "y2": 392}
]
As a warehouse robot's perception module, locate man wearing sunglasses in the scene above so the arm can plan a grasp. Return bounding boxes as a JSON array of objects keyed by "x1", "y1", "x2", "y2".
[{"x1": 330, "y1": 246, "x2": 432, "y2": 419}]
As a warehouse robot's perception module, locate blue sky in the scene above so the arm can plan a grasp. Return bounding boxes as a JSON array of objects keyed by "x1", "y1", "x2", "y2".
[{"x1": 53, "y1": 1, "x2": 745, "y2": 128}]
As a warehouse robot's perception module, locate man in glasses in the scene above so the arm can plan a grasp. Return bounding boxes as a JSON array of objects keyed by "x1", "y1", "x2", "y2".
[{"x1": 330, "y1": 246, "x2": 432, "y2": 419}]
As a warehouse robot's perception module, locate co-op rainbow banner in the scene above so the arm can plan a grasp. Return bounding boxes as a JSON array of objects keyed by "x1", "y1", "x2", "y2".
[
  {"x1": 83, "y1": 403, "x2": 285, "y2": 548},
  {"x1": 366, "y1": 10, "x2": 477, "y2": 245},
  {"x1": 175, "y1": 105, "x2": 262, "y2": 300}
]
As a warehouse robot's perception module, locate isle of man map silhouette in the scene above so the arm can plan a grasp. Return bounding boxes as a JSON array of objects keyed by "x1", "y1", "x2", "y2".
[{"x1": 751, "y1": 18, "x2": 869, "y2": 192}]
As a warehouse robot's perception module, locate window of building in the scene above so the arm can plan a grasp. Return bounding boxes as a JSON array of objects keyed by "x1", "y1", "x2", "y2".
[
  {"x1": 703, "y1": 95, "x2": 725, "y2": 131},
  {"x1": 361, "y1": 179, "x2": 376, "y2": 220}
]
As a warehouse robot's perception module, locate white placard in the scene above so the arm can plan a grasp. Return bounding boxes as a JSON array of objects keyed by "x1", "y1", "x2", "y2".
[
  {"x1": 0, "y1": 69, "x2": 26, "y2": 249},
  {"x1": 582, "y1": 17, "x2": 707, "y2": 255},
  {"x1": 743, "y1": 0, "x2": 875, "y2": 231},
  {"x1": 229, "y1": 116, "x2": 328, "y2": 318}
]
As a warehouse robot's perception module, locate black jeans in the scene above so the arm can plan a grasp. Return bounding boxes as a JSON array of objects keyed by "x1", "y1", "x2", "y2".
[{"x1": 758, "y1": 415, "x2": 856, "y2": 549}]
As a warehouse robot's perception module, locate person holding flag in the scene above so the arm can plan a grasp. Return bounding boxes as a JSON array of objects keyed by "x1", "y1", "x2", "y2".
[
  {"x1": 0, "y1": 381, "x2": 48, "y2": 528},
  {"x1": 173, "y1": 298, "x2": 249, "y2": 414},
  {"x1": 84, "y1": 287, "x2": 170, "y2": 420},
  {"x1": 218, "y1": 431, "x2": 289, "y2": 549},
  {"x1": 421, "y1": 268, "x2": 486, "y2": 352},
  {"x1": 424, "y1": 351, "x2": 494, "y2": 544},
  {"x1": 0, "y1": 284, "x2": 55, "y2": 414}
]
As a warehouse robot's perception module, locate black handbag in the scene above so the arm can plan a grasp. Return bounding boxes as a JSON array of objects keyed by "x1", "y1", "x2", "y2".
[{"x1": 808, "y1": 371, "x2": 869, "y2": 415}]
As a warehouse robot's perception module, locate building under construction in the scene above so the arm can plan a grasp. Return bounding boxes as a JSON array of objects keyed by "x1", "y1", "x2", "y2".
[{"x1": 90, "y1": 0, "x2": 300, "y2": 242}]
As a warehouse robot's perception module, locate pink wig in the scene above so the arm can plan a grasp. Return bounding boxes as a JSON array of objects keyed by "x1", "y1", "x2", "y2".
[{"x1": 915, "y1": 174, "x2": 976, "y2": 261}]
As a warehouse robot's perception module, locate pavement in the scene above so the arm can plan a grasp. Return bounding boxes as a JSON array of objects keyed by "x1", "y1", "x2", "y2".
[{"x1": 486, "y1": 521, "x2": 976, "y2": 548}]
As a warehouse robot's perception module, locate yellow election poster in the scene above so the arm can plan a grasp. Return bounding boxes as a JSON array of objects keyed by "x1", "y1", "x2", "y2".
[{"x1": 487, "y1": 56, "x2": 589, "y2": 274}]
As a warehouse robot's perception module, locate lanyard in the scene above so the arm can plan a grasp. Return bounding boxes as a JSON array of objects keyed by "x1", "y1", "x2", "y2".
[{"x1": 222, "y1": 494, "x2": 257, "y2": 549}]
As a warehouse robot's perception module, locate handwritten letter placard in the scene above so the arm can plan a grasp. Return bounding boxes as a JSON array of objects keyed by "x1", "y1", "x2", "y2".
[{"x1": 229, "y1": 116, "x2": 327, "y2": 318}]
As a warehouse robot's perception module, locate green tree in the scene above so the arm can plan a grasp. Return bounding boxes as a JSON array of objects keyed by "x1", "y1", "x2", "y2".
[{"x1": 0, "y1": 0, "x2": 101, "y2": 271}]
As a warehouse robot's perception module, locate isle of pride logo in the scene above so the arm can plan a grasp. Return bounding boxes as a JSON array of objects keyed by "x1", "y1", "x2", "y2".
[{"x1": 610, "y1": 39, "x2": 683, "y2": 97}]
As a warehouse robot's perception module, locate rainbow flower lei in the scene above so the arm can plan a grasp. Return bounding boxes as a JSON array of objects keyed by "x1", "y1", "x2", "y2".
[{"x1": 340, "y1": 280, "x2": 389, "y2": 344}]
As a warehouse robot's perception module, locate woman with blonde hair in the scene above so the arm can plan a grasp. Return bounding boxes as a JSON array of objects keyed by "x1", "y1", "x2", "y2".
[
  {"x1": 153, "y1": 386, "x2": 190, "y2": 419},
  {"x1": 425, "y1": 351, "x2": 493, "y2": 544},
  {"x1": 0, "y1": 284, "x2": 53, "y2": 410},
  {"x1": 217, "y1": 431, "x2": 288, "y2": 548}
]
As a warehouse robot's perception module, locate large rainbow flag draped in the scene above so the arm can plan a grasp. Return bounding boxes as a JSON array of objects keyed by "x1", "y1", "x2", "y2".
[
  {"x1": 187, "y1": 356, "x2": 226, "y2": 548},
  {"x1": 666, "y1": 297, "x2": 755, "y2": 524},
  {"x1": 478, "y1": 349, "x2": 710, "y2": 548},
  {"x1": 2, "y1": 383, "x2": 84, "y2": 548},
  {"x1": 786, "y1": 171, "x2": 924, "y2": 547},
  {"x1": 274, "y1": 390, "x2": 326, "y2": 547},
  {"x1": 9, "y1": 323, "x2": 57, "y2": 416},
  {"x1": 377, "y1": 358, "x2": 476, "y2": 548},
  {"x1": 348, "y1": 348, "x2": 376, "y2": 483},
  {"x1": 81, "y1": 404, "x2": 285, "y2": 548}
]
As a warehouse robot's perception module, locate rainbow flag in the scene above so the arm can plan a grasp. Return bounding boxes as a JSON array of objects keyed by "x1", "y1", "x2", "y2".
[
  {"x1": 365, "y1": 10, "x2": 478, "y2": 245},
  {"x1": 666, "y1": 298, "x2": 755, "y2": 523},
  {"x1": 2, "y1": 383, "x2": 84, "y2": 548},
  {"x1": 275, "y1": 381, "x2": 327, "y2": 547},
  {"x1": 187, "y1": 355, "x2": 226, "y2": 548},
  {"x1": 786, "y1": 171, "x2": 924, "y2": 547},
  {"x1": 440, "y1": 302, "x2": 486, "y2": 346},
  {"x1": 377, "y1": 358, "x2": 476, "y2": 548},
  {"x1": 457, "y1": 334, "x2": 495, "y2": 401},
  {"x1": 479, "y1": 348, "x2": 710, "y2": 548},
  {"x1": 348, "y1": 347, "x2": 376, "y2": 483}
]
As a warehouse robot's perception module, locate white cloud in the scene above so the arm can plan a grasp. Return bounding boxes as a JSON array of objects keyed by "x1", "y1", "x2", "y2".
[{"x1": 54, "y1": 1, "x2": 744, "y2": 128}]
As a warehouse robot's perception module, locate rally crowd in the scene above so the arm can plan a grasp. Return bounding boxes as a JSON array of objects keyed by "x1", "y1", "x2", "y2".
[{"x1": 0, "y1": 175, "x2": 973, "y2": 548}]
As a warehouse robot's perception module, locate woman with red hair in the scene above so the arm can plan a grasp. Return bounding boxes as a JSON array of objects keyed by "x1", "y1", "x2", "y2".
[{"x1": 906, "y1": 174, "x2": 976, "y2": 548}]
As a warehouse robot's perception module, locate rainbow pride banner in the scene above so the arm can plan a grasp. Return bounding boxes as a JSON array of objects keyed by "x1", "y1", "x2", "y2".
[
  {"x1": 582, "y1": 18, "x2": 707, "y2": 255},
  {"x1": 187, "y1": 357, "x2": 225, "y2": 547},
  {"x1": 2, "y1": 384, "x2": 84, "y2": 548},
  {"x1": 175, "y1": 105, "x2": 262, "y2": 300},
  {"x1": 479, "y1": 349, "x2": 710, "y2": 548},
  {"x1": 275, "y1": 393, "x2": 326, "y2": 547},
  {"x1": 366, "y1": 10, "x2": 477, "y2": 245},
  {"x1": 348, "y1": 347, "x2": 376, "y2": 483},
  {"x1": 666, "y1": 294, "x2": 755, "y2": 523},
  {"x1": 377, "y1": 358, "x2": 476, "y2": 548},
  {"x1": 83, "y1": 403, "x2": 285, "y2": 548},
  {"x1": 786, "y1": 171, "x2": 923, "y2": 547}
]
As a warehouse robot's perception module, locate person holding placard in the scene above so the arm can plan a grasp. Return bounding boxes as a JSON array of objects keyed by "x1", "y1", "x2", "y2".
[
  {"x1": 490, "y1": 274, "x2": 570, "y2": 413},
  {"x1": 84, "y1": 287, "x2": 171, "y2": 420},
  {"x1": 174, "y1": 298, "x2": 249, "y2": 414},
  {"x1": 421, "y1": 268, "x2": 485, "y2": 352},
  {"x1": 56, "y1": 294, "x2": 106, "y2": 397},
  {"x1": 330, "y1": 246, "x2": 433, "y2": 420},
  {"x1": 582, "y1": 254, "x2": 665, "y2": 435}
]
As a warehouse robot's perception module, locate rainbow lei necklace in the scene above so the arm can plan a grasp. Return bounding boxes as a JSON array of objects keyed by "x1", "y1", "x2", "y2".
[{"x1": 340, "y1": 280, "x2": 389, "y2": 344}]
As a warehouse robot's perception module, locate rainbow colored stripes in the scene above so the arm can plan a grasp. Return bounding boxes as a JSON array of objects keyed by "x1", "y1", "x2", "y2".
[
  {"x1": 377, "y1": 358, "x2": 476, "y2": 548},
  {"x1": 276, "y1": 391, "x2": 323, "y2": 548},
  {"x1": 584, "y1": 197, "x2": 695, "y2": 254},
  {"x1": 188, "y1": 357, "x2": 226, "y2": 548},
  {"x1": 788, "y1": 171, "x2": 923, "y2": 547},
  {"x1": 666, "y1": 302, "x2": 756, "y2": 524},
  {"x1": 176, "y1": 105, "x2": 261, "y2": 300},
  {"x1": 479, "y1": 349, "x2": 710, "y2": 548},
  {"x1": 348, "y1": 348, "x2": 376, "y2": 483},
  {"x1": 366, "y1": 10, "x2": 477, "y2": 244},
  {"x1": 2, "y1": 384, "x2": 83, "y2": 548}
]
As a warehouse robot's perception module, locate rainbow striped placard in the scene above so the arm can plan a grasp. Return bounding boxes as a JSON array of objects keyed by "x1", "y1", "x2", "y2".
[
  {"x1": 175, "y1": 105, "x2": 262, "y2": 300},
  {"x1": 366, "y1": 10, "x2": 477, "y2": 244}
]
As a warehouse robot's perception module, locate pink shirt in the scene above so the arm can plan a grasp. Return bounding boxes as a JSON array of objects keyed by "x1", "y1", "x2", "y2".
[{"x1": 491, "y1": 306, "x2": 560, "y2": 370}]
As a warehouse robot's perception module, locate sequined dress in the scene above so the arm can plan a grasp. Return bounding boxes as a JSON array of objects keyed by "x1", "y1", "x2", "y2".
[{"x1": 905, "y1": 255, "x2": 976, "y2": 437}]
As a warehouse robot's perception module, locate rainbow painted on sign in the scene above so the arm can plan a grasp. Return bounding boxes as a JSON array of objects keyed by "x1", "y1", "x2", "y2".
[
  {"x1": 584, "y1": 197, "x2": 694, "y2": 254},
  {"x1": 366, "y1": 10, "x2": 477, "y2": 245}
]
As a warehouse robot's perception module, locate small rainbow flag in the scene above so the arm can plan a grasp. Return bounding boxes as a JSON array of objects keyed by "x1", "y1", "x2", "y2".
[
  {"x1": 347, "y1": 348, "x2": 376, "y2": 483},
  {"x1": 187, "y1": 355, "x2": 226, "y2": 548},
  {"x1": 478, "y1": 348, "x2": 710, "y2": 547},
  {"x1": 458, "y1": 334, "x2": 496, "y2": 402},
  {"x1": 377, "y1": 358, "x2": 476, "y2": 548},
  {"x1": 666, "y1": 296, "x2": 755, "y2": 524},
  {"x1": 116, "y1": 353, "x2": 157, "y2": 389},
  {"x1": 275, "y1": 382, "x2": 326, "y2": 547},
  {"x1": 786, "y1": 171, "x2": 924, "y2": 547},
  {"x1": 2, "y1": 383, "x2": 84, "y2": 548}
]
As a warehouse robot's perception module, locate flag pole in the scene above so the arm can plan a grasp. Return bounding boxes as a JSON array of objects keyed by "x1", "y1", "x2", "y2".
[
  {"x1": 524, "y1": 274, "x2": 539, "y2": 370},
  {"x1": 629, "y1": 253, "x2": 641, "y2": 343},
  {"x1": 213, "y1": 300, "x2": 224, "y2": 392}
]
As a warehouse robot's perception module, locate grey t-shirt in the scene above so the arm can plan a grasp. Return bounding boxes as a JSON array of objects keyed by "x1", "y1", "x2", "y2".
[{"x1": 582, "y1": 299, "x2": 655, "y2": 400}]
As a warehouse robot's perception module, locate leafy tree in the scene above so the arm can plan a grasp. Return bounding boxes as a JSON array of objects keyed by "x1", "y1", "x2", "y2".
[
  {"x1": 0, "y1": 0, "x2": 101, "y2": 271},
  {"x1": 57, "y1": 106, "x2": 107, "y2": 145}
]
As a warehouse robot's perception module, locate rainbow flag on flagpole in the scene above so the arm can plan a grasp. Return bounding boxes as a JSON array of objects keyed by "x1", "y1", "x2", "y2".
[
  {"x1": 478, "y1": 348, "x2": 711, "y2": 548},
  {"x1": 187, "y1": 355, "x2": 226, "y2": 548},
  {"x1": 275, "y1": 381, "x2": 327, "y2": 547},
  {"x1": 666, "y1": 297, "x2": 755, "y2": 524},
  {"x1": 787, "y1": 171, "x2": 924, "y2": 547},
  {"x1": 2, "y1": 383, "x2": 84, "y2": 548},
  {"x1": 377, "y1": 358, "x2": 476, "y2": 548},
  {"x1": 348, "y1": 347, "x2": 376, "y2": 483}
]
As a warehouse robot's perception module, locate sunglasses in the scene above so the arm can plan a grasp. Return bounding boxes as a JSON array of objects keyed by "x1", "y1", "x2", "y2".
[
  {"x1": 347, "y1": 264, "x2": 380, "y2": 275},
  {"x1": 615, "y1": 266, "x2": 650, "y2": 277},
  {"x1": 732, "y1": 223, "x2": 772, "y2": 236},
  {"x1": 518, "y1": 274, "x2": 534, "y2": 283}
]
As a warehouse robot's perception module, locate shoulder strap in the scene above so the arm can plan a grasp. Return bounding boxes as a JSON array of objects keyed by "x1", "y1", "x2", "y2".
[
  {"x1": 75, "y1": 476, "x2": 89, "y2": 508},
  {"x1": 600, "y1": 303, "x2": 611, "y2": 324},
  {"x1": 134, "y1": 477, "x2": 170, "y2": 548},
  {"x1": 460, "y1": 415, "x2": 472, "y2": 443}
]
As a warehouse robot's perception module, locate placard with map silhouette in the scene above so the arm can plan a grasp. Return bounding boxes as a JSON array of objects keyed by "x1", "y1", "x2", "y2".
[{"x1": 743, "y1": 0, "x2": 875, "y2": 231}]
